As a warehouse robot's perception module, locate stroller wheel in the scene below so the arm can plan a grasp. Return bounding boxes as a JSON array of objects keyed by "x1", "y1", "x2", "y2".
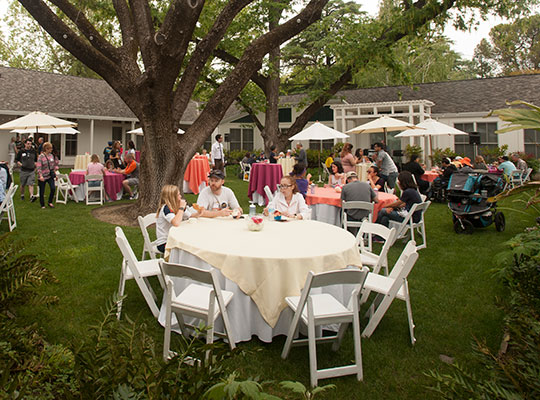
[
  {"x1": 495, "y1": 212, "x2": 505, "y2": 232},
  {"x1": 454, "y1": 219, "x2": 474, "y2": 234}
]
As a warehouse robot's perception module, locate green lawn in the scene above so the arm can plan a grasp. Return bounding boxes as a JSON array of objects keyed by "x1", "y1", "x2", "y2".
[{"x1": 3, "y1": 165, "x2": 536, "y2": 398}]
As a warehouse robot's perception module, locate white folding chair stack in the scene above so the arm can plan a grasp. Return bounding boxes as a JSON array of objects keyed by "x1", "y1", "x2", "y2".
[
  {"x1": 138, "y1": 214, "x2": 161, "y2": 260},
  {"x1": 361, "y1": 241, "x2": 419, "y2": 345},
  {"x1": 264, "y1": 185, "x2": 274, "y2": 203},
  {"x1": 342, "y1": 201, "x2": 374, "y2": 232},
  {"x1": 56, "y1": 173, "x2": 79, "y2": 204},
  {"x1": 356, "y1": 221, "x2": 396, "y2": 277},
  {"x1": 0, "y1": 183, "x2": 18, "y2": 231},
  {"x1": 85, "y1": 174, "x2": 104, "y2": 205},
  {"x1": 159, "y1": 259, "x2": 235, "y2": 361},
  {"x1": 389, "y1": 201, "x2": 431, "y2": 250},
  {"x1": 281, "y1": 267, "x2": 370, "y2": 387},
  {"x1": 115, "y1": 227, "x2": 164, "y2": 320}
]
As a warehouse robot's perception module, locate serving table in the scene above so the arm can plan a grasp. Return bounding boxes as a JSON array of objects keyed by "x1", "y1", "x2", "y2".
[
  {"x1": 183, "y1": 156, "x2": 210, "y2": 195},
  {"x1": 160, "y1": 217, "x2": 362, "y2": 343},
  {"x1": 248, "y1": 163, "x2": 283, "y2": 205},
  {"x1": 73, "y1": 154, "x2": 91, "y2": 170},
  {"x1": 306, "y1": 186, "x2": 398, "y2": 226}
]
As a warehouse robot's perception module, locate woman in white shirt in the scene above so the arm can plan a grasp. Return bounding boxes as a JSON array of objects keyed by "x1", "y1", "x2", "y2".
[
  {"x1": 326, "y1": 161, "x2": 345, "y2": 187},
  {"x1": 155, "y1": 185, "x2": 190, "y2": 253},
  {"x1": 263, "y1": 176, "x2": 311, "y2": 220}
]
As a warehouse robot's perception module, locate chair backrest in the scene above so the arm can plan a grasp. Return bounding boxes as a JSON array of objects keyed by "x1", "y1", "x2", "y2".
[
  {"x1": 342, "y1": 201, "x2": 374, "y2": 227},
  {"x1": 159, "y1": 259, "x2": 215, "y2": 286},
  {"x1": 523, "y1": 168, "x2": 532, "y2": 182},
  {"x1": 138, "y1": 213, "x2": 157, "y2": 247},
  {"x1": 388, "y1": 241, "x2": 419, "y2": 282},
  {"x1": 115, "y1": 227, "x2": 142, "y2": 278},
  {"x1": 86, "y1": 174, "x2": 103, "y2": 182},
  {"x1": 357, "y1": 221, "x2": 396, "y2": 264},
  {"x1": 264, "y1": 185, "x2": 274, "y2": 203},
  {"x1": 322, "y1": 163, "x2": 330, "y2": 176},
  {"x1": 0, "y1": 183, "x2": 15, "y2": 211},
  {"x1": 8, "y1": 184, "x2": 17, "y2": 203},
  {"x1": 384, "y1": 182, "x2": 394, "y2": 194},
  {"x1": 56, "y1": 173, "x2": 68, "y2": 186}
]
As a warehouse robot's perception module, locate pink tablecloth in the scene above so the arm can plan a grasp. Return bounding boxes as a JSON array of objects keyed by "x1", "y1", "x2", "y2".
[
  {"x1": 248, "y1": 163, "x2": 283, "y2": 205},
  {"x1": 421, "y1": 171, "x2": 439, "y2": 182},
  {"x1": 69, "y1": 171, "x2": 124, "y2": 201},
  {"x1": 306, "y1": 187, "x2": 398, "y2": 222},
  {"x1": 135, "y1": 151, "x2": 141, "y2": 163},
  {"x1": 184, "y1": 156, "x2": 210, "y2": 195}
]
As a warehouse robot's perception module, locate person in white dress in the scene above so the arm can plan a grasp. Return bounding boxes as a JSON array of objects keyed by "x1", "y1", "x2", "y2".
[{"x1": 263, "y1": 176, "x2": 311, "y2": 220}]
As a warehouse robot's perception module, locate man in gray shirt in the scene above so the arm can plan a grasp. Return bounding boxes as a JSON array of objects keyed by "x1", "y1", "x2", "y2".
[
  {"x1": 295, "y1": 143, "x2": 307, "y2": 168},
  {"x1": 374, "y1": 142, "x2": 398, "y2": 189},
  {"x1": 341, "y1": 171, "x2": 377, "y2": 235}
]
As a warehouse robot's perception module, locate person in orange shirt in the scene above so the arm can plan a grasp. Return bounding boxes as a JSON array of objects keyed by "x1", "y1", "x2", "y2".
[{"x1": 116, "y1": 153, "x2": 139, "y2": 200}]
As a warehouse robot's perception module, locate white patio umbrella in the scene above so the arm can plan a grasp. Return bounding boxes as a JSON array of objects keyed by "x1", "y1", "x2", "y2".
[
  {"x1": 127, "y1": 127, "x2": 185, "y2": 135},
  {"x1": 0, "y1": 111, "x2": 77, "y2": 133},
  {"x1": 346, "y1": 115, "x2": 422, "y2": 143},
  {"x1": 11, "y1": 127, "x2": 80, "y2": 135},
  {"x1": 289, "y1": 122, "x2": 349, "y2": 182}
]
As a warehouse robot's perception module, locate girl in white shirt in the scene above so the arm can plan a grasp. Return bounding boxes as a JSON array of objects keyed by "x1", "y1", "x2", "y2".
[
  {"x1": 155, "y1": 185, "x2": 189, "y2": 253},
  {"x1": 263, "y1": 176, "x2": 311, "y2": 220}
]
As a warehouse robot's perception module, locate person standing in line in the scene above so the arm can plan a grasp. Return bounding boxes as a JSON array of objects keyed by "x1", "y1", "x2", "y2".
[
  {"x1": 36, "y1": 142, "x2": 59, "y2": 209},
  {"x1": 36, "y1": 137, "x2": 45, "y2": 154},
  {"x1": 211, "y1": 134, "x2": 225, "y2": 172},
  {"x1": 294, "y1": 142, "x2": 307, "y2": 168},
  {"x1": 15, "y1": 139, "x2": 38, "y2": 202},
  {"x1": 374, "y1": 142, "x2": 398, "y2": 189},
  {"x1": 8, "y1": 137, "x2": 17, "y2": 171}
]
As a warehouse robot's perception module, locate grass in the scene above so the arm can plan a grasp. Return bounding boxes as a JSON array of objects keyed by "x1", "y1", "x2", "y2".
[{"x1": 3, "y1": 165, "x2": 537, "y2": 398}]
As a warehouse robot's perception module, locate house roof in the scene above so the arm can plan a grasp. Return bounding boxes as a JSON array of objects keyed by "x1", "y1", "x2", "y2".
[{"x1": 0, "y1": 66, "x2": 199, "y2": 122}]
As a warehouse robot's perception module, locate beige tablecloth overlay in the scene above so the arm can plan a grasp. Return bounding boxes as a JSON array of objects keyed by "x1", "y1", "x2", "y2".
[
  {"x1": 166, "y1": 218, "x2": 362, "y2": 327},
  {"x1": 278, "y1": 158, "x2": 296, "y2": 175},
  {"x1": 355, "y1": 163, "x2": 371, "y2": 182},
  {"x1": 74, "y1": 154, "x2": 91, "y2": 170}
]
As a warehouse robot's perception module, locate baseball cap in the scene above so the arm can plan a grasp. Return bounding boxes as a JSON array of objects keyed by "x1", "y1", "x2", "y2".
[
  {"x1": 208, "y1": 169, "x2": 225, "y2": 179},
  {"x1": 345, "y1": 171, "x2": 357, "y2": 180}
]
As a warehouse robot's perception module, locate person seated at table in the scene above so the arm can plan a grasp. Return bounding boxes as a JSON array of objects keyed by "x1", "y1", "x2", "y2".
[
  {"x1": 116, "y1": 153, "x2": 139, "y2": 200},
  {"x1": 497, "y1": 156, "x2": 516, "y2": 176},
  {"x1": 269, "y1": 145, "x2": 278, "y2": 164},
  {"x1": 86, "y1": 154, "x2": 105, "y2": 186},
  {"x1": 104, "y1": 159, "x2": 115, "y2": 171},
  {"x1": 451, "y1": 156, "x2": 463, "y2": 169},
  {"x1": 473, "y1": 155, "x2": 488, "y2": 170},
  {"x1": 326, "y1": 161, "x2": 345, "y2": 187},
  {"x1": 258, "y1": 152, "x2": 267, "y2": 162},
  {"x1": 286, "y1": 149, "x2": 293, "y2": 158},
  {"x1": 402, "y1": 155, "x2": 429, "y2": 194},
  {"x1": 376, "y1": 171, "x2": 422, "y2": 228},
  {"x1": 290, "y1": 163, "x2": 312, "y2": 197},
  {"x1": 511, "y1": 153, "x2": 528, "y2": 171},
  {"x1": 324, "y1": 152, "x2": 334, "y2": 168},
  {"x1": 196, "y1": 169, "x2": 243, "y2": 218},
  {"x1": 241, "y1": 152, "x2": 256, "y2": 166},
  {"x1": 354, "y1": 148, "x2": 370, "y2": 164},
  {"x1": 155, "y1": 185, "x2": 196, "y2": 254},
  {"x1": 341, "y1": 171, "x2": 377, "y2": 235},
  {"x1": 110, "y1": 141, "x2": 124, "y2": 169},
  {"x1": 367, "y1": 165, "x2": 385, "y2": 191},
  {"x1": 263, "y1": 176, "x2": 311, "y2": 220}
]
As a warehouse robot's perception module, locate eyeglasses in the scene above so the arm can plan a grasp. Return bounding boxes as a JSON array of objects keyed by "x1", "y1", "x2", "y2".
[{"x1": 280, "y1": 184, "x2": 293, "y2": 188}]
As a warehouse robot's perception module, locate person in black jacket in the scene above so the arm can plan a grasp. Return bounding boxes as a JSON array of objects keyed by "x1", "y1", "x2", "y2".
[
  {"x1": 15, "y1": 139, "x2": 37, "y2": 201},
  {"x1": 402, "y1": 155, "x2": 429, "y2": 194}
]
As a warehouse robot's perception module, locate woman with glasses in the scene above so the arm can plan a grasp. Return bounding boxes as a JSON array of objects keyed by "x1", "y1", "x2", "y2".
[{"x1": 263, "y1": 176, "x2": 311, "y2": 220}]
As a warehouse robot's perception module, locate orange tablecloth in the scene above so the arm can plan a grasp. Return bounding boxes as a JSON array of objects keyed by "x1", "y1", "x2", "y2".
[
  {"x1": 422, "y1": 170, "x2": 439, "y2": 182},
  {"x1": 306, "y1": 187, "x2": 398, "y2": 222},
  {"x1": 184, "y1": 156, "x2": 210, "y2": 195}
]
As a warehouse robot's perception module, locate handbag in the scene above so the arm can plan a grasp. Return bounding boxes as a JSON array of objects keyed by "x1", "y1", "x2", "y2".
[{"x1": 45, "y1": 154, "x2": 56, "y2": 179}]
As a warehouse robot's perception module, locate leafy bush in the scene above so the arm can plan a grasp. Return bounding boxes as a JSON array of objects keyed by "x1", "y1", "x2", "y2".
[
  {"x1": 429, "y1": 147, "x2": 456, "y2": 166},
  {"x1": 306, "y1": 149, "x2": 332, "y2": 169},
  {"x1": 515, "y1": 152, "x2": 540, "y2": 174},
  {"x1": 426, "y1": 226, "x2": 540, "y2": 399},
  {"x1": 480, "y1": 144, "x2": 508, "y2": 163},
  {"x1": 225, "y1": 149, "x2": 263, "y2": 165},
  {"x1": 404, "y1": 144, "x2": 423, "y2": 159}
]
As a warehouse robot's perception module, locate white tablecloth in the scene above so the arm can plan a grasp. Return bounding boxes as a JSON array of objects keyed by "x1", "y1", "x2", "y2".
[
  {"x1": 310, "y1": 203, "x2": 341, "y2": 226},
  {"x1": 356, "y1": 163, "x2": 372, "y2": 182},
  {"x1": 278, "y1": 158, "x2": 295, "y2": 175},
  {"x1": 182, "y1": 180, "x2": 207, "y2": 194},
  {"x1": 74, "y1": 154, "x2": 91, "y2": 170}
]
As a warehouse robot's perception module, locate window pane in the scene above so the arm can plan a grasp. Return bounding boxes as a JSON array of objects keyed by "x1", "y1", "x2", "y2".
[
  {"x1": 525, "y1": 144, "x2": 539, "y2": 158},
  {"x1": 487, "y1": 123, "x2": 497, "y2": 143},
  {"x1": 229, "y1": 128, "x2": 241, "y2": 142},
  {"x1": 242, "y1": 129, "x2": 253, "y2": 142},
  {"x1": 65, "y1": 135, "x2": 77, "y2": 156},
  {"x1": 322, "y1": 139, "x2": 333, "y2": 150},
  {"x1": 524, "y1": 129, "x2": 539, "y2": 143}
]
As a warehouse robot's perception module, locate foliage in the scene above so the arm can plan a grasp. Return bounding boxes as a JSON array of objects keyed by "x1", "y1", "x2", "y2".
[
  {"x1": 429, "y1": 147, "x2": 457, "y2": 166},
  {"x1": 306, "y1": 148, "x2": 332, "y2": 169},
  {"x1": 514, "y1": 152, "x2": 540, "y2": 174},
  {"x1": 332, "y1": 142, "x2": 345, "y2": 154},
  {"x1": 426, "y1": 226, "x2": 540, "y2": 399},
  {"x1": 480, "y1": 144, "x2": 509, "y2": 163},
  {"x1": 404, "y1": 144, "x2": 423, "y2": 159},
  {"x1": 225, "y1": 149, "x2": 264, "y2": 165},
  {"x1": 490, "y1": 100, "x2": 540, "y2": 134}
]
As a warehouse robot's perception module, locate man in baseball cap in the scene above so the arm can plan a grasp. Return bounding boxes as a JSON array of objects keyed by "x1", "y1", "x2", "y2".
[{"x1": 196, "y1": 169, "x2": 243, "y2": 218}]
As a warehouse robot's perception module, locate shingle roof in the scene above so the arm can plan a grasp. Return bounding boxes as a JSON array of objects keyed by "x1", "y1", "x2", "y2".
[{"x1": 0, "y1": 66, "x2": 199, "y2": 122}]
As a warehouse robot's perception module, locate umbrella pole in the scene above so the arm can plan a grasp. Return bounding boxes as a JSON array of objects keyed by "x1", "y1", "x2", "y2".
[{"x1": 317, "y1": 140, "x2": 323, "y2": 183}]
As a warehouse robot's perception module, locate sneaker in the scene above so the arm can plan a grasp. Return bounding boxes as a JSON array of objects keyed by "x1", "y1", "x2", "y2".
[
  {"x1": 30, "y1": 196, "x2": 37, "y2": 203},
  {"x1": 21, "y1": 195, "x2": 24, "y2": 201},
  {"x1": 129, "y1": 195, "x2": 136, "y2": 200}
]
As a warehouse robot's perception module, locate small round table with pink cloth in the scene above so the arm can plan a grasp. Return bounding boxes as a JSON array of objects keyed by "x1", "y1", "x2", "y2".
[
  {"x1": 421, "y1": 170, "x2": 439, "y2": 182},
  {"x1": 248, "y1": 163, "x2": 283, "y2": 205},
  {"x1": 306, "y1": 186, "x2": 398, "y2": 226},
  {"x1": 183, "y1": 156, "x2": 210, "y2": 195},
  {"x1": 69, "y1": 170, "x2": 125, "y2": 201}
]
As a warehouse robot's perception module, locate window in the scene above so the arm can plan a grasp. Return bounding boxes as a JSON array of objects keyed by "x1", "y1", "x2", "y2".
[
  {"x1": 454, "y1": 122, "x2": 498, "y2": 158},
  {"x1": 228, "y1": 128, "x2": 253, "y2": 151},
  {"x1": 65, "y1": 134, "x2": 77, "y2": 156},
  {"x1": 477, "y1": 122, "x2": 498, "y2": 152},
  {"x1": 524, "y1": 129, "x2": 540, "y2": 158},
  {"x1": 308, "y1": 106, "x2": 333, "y2": 122},
  {"x1": 309, "y1": 139, "x2": 334, "y2": 150},
  {"x1": 112, "y1": 126, "x2": 123, "y2": 143},
  {"x1": 278, "y1": 108, "x2": 292, "y2": 123}
]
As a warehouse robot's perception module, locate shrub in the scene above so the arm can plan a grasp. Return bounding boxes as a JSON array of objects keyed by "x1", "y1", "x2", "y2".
[
  {"x1": 430, "y1": 147, "x2": 456, "y2": 166},
  {"x1": 404, "y1": 144, "x2": 423, "y2": 159},
  {"x1": 480, "y1": 144, "x2": 508, "y2": 163},
  {"x1": 514, "y1": 152, "x2": 540, "y2": 174}
]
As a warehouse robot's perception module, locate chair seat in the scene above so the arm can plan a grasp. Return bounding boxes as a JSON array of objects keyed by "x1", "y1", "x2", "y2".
[
  {"x1": 286, "y1": 293, "x2": 352, "y2": 324},
  {"x1": 361, "y1": 252, "x2": 379, "y2": 267},
  {"x1": 172, "y1": 283, "x2": 234, "y2": 319},
  {"x1": 124, "y1": 259, "x2": 161, "y2": 280},
  {"x1": 363, "y1": 273, "x2": 406, "y2": 300}
]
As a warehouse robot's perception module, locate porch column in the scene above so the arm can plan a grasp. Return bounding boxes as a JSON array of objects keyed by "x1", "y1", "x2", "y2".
[{"x1": 90, "y1": 119, "x2": 95, "y2": 155}]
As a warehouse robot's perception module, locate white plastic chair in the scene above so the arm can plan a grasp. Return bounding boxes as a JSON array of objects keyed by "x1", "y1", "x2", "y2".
[
  {"x1": 138, "y1": 214, "x2": 161, "y2": 260},
  {"x1": 361, "y1": 241, "x2": 419, "y2": 345},
  {"x1": 384, "y1": 181, "x2": 394, "y2": 195},
  {"x1": 389, "y1": 201, "x2": 431, "y2": 250},
  {"x1": 0, "y1": 183, "x2": 18, "y2": 231},
  {"x1": 56, "y1": 173, "x2": 80, "y2": 204},
  {"x1": 322, "y1": 162, "x2": 330, "y2": 179},
  {"x1": 264, "y1": 185, "x2": 274, "y2": 203},
  {"x1": 115, "y1": 227, "x2": 164, "y2": 320},
  {"x1": 356, "y1": 221, "x2": 396, "y2": 276},
  {"x1": 85, "y1": 174, "x2": 104, "y2": 205},
  {"x1": 342, "y1": 201, "x2": 374, "y2": 232},
  {"x1": 159, "y1": 259, "x2": 235, "y2": 361},
  {"x1": 281, "y1": 267, "x2": 370, "y2": 387}
]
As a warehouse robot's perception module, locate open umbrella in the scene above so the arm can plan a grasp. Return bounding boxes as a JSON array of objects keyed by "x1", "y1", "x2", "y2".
[
  {"x1": 127, "y1": 127, "x2": 185, "y2": 135},
  {"x1": 0, "y1": 111, "x2": 77, "y2": 133},
  {"x1": 289, "y1": 122, "x2": 349, "y2": 182},
  {"x1": 346, "y1": 115, "x2": 422, "y2": 144},
  {"x1": 11, "y1": 127, "x2": 80, "y2": 135}
]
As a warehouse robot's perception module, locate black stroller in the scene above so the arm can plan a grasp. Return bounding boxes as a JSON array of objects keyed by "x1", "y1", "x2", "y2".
[{"x1": 447, "y1": 171, "x2": 506, "y2": 234}]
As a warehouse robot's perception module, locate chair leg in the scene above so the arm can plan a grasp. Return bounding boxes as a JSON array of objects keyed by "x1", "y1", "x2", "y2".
[
  {"x1": 362, "y1": 294, "x2": 392, "y2": 338},
  {"x1": 332, "y1": 322, "x2": 349, "y2": 351},
  {"x1": 281, "y1": 306, "x2": 302, "y2": 359},
  {"x1": 403, "y1": 280, "x2": 416, "y2": 345},
  {"x1": 143, "y1": 277, "x2": 158, "y2": 302},
  {"x1": 163, "y1": 289, "x2": 172, "y2": 361},
  {"x1": 116, "y1": 267, "x2": 127, "y2": 320},
  {"x1": 352, "y1": 297, "x2": 363, "y2": 381},
  {"x1": 307, "y1": 310, "x2": 318, "y2": 387}
]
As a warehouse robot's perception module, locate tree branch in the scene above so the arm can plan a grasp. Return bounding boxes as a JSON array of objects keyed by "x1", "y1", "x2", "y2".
[
  {"x1": 212, "y1": 47, "x2": 268, "y2": 90},
  {"x1": 112, "y1": 0, "x2": 138, "y2": 58},
  {"x1": 127, "y1": 0, "x2": 158, "y2": 70}
]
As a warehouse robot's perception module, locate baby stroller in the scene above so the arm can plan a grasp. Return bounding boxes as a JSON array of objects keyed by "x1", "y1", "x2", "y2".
[
  {"x1": 429, "y1": 177, "x2": 448, "y2": 203},
  {"x1": 447, "y1": 172, "x2": 506, "y2": 234}
]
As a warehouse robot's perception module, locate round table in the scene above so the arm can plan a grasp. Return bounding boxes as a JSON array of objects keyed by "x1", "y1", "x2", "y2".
[
  {"x1": 248, "y1": 163, "x2": 283, "y2": 205},
  {"x1": 306, "y1": 186, "x2": 398, "y2": 226},
  {"x1": 183, "y1": 156, "x2": 210, "y2": 195},
  {"x1": 162, "y1": 218, "x2": 362, "y2": 343},
  {"x1": 74, "y1": 154, "x2": 91, "y2": 170},
  {"x1": 69, "y1": 170, "x2": 125, "y2": 201},
  {"x1": 277, "y1": 157, "x2": 295, "y2": 175},
  {"x1": 421, "y1": 170, "x2": 439, "y2": 182}
]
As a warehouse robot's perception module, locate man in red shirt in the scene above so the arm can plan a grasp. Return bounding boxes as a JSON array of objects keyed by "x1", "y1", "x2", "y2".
[{"x1": 116, "y1": 153, "x2": 139, "y2": 200}]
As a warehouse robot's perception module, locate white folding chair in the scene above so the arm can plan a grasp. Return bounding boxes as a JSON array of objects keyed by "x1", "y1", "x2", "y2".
[
  {"x1": 322, "y1": 163, "x2": 330, "y2": 179},
  {"x1": 342, "y1": 201, "x2": 374, "y2": 232},
  {"x1": 356, "y1": 221, "x2": 396, "y2": 277},
  {"x1": 384, "y1": 181, "x2": 394, "y2": 195},
  {"x1": 115, "y1": 227, "x2": 164, "y2": 320},
  {"x1": 138, "y1": 214, "x2": 161, "y2": 260},
  {"x1": 85, "y1": 174, "x2": 104, "y2": 205},
  {"x1": 522, "y1": 168, "x2": 532, "y2": 183},
  {"x1": 389, "y1": 201, "x2": 431, "y2": 250},
  {"x1": 159, "y1": 259, "x2": 235, "y2": 361},
  {"x1": 264, "y1": 185, "x2": 274, "y2": 203},
  {"x1": 281, "y1": 267, "x2": 370, "y2": 387},
  {"x1": 55, "y1": 173, "x2": 80, "y2": 204},
  {"x1": 361, "y1": 241, "x2": 419, "y2": 345},
  {"x1": 240, "y1": 161, "x2": 250, "y2": 182},
  {"x1": 0, "y1": 184, "x2": 18, "y2": 231}
]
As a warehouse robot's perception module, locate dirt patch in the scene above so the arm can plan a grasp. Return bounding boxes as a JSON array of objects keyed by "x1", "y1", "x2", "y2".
[{"x1": 91, "y1": 203, "x2": 140, "y2": 227}]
